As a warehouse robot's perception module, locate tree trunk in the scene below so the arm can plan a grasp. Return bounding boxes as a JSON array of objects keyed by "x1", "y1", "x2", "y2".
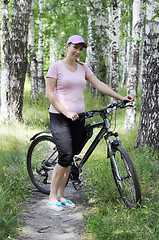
[
  {"x1": 138, "y1": 0, "x2": 145, "y2": 86},
  {"x1": 86, "y1": 0, "x2": 107, "y2": 96},
  {"x1": 107, "y1": 6, "x2": 113, "y2": 86},
  {"x1": 1, "y1": 0, "x2": 32, "y2": 122},
  {"x1": 124, "y1": 0, "x2": 143, "y2": 129},
  {"x1": 111, "y1": 0, "x2": 120, "y2": 102},
  {"x1": 28, "y1": 0, "x2": 38, "y2": 101},
  {"x1": 135, "y1": 0, "x2": 159, "y2": 150},
  {"x1": 49, "y1": 37, "x2": 56, "y2": 63},
  {"x1": 38, "y1": 0, "x2": 45, "y2": 93},
  {"x1": 1, "y1": 0, "x2": 11, "y2": 121},
  {"x1": 121, "y1": 21, "x2": 131, "y2": 89}
]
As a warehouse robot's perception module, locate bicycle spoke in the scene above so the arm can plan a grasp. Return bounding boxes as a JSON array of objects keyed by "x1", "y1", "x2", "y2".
[
  {"x1": 111, "y1": 145, "x2": 141, "y2": 208},
  {"x1": 27, "y1": 136, "x2": 58, "y2": 194}
]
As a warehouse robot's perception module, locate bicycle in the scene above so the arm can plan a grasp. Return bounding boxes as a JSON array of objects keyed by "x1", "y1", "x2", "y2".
[{"x1": 27, "y1": 101, "x2": 141, "y2": 208}]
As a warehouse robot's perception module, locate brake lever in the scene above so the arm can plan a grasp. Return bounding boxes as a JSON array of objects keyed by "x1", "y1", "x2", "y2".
[
  {"x1": 87, "y1": 112, "x2": 95, "y2": 118},
  {"x1": 126, "y1": 104, "x2": 134, "y2": 108},
  {"x1": 79, "y1": 111, "x2": 95, "y2": 121},
  {"x1": 120, "y1": 100, "x2": 134, "y2": 108}
]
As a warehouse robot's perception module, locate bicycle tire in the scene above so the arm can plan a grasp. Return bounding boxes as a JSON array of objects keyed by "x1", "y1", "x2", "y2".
[
  {"x1": 27, "y1": 135, "x2": 58, "y2": 195},
  {"x1": 110, "y1": 144, "x2": 141, "y2": 208}
]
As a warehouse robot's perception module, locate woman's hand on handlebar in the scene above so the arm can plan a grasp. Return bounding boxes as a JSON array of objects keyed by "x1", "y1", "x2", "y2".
[
  {"x1": 65, "y1": 111, "x2": 79, "y2": 121},
  {"x1": 122, "y1": 95, "x2": 134, "y2": 103}
]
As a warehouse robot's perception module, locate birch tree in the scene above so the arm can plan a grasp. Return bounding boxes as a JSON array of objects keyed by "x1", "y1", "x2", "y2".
[
  {"x1": 1, "y1": 0, "x2": 32, "y2": 122},
  {"x1": 49, "y1": 37, "x2": 56, "y2": 63},
  {"x1": 111, "y1": 0, "x2": 120, "y2": 101},
  {"x1": 136, "y1": 0, "x2": 159, "y2": 150},
  {"x1": 28, "y1": 0, "x2": 38, "y2": 101},
  {"x1": 1, "y1": 0, "x2": 10, "y2": 121},
  {"x1": 121, "y1": 18, "x2": 131, "y2": 89},
  {"x1": 124, "y1": 0, "x2": 143, "y2": 129},
  {"x1": 38, "y1": 0, "x2": 45, "y2": 93},
  {"x1": 86, "y1": 0, "x2": 107, "y2": 95}
]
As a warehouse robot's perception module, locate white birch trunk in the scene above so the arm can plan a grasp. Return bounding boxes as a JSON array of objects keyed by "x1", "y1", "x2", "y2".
[
  {"x1": 124, "y1": 0, "x2": 143, "y2": 129},
  {"x1": 136, "y1": 0, "x2": 159, "y2": 150},
  {"x1": 10, "y1": 0, "x2": 32, "y2": 121},
  {"x1": 86, "y1": 0, "x2": 107, "y2": 96},
  {"x1": 1, "y1": 0, "x2": 32, "y2": 122},
  {"x1": 108, "y1": 6, "x2": 113, "y2": 86},
  {"x1": 38, "y1": 0, "x2": 45, "y2": 93},
  {"x1": 49, "y1": 37, "x2": 56, "y2": 63},
  {"x1": 138, "y1": 0, "x2": 145, "y2": 86},
  {"x1": 1, "y1": 0, "x2": 10, "y2": 121},
  {"x1": 28, "y1": 0, "x2": 38, "y2": 101},
  {"x1": 121, "y1": 21, "x2": 131, "y2": 89},
  {"x1": 111, "y1": 0, "x2": 120, "y2": 102}
]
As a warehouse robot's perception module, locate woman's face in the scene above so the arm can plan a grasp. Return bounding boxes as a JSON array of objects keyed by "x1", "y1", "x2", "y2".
[{"x1": 66, "y1": 43, "x2": 84, "y2": 60}]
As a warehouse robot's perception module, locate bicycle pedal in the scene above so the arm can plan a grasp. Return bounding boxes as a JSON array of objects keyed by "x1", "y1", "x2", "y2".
[
  {"x1": 72, "y1": 179, "x2": 83, "y2": 190},
  {"x1": 73, "y1": 156, "x2": 82, "y2": 162}
]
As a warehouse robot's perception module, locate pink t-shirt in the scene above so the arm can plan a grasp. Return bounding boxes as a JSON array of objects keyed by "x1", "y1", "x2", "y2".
[{"x1": 46, "y1": 60, "x2": 93, "y2": 113}]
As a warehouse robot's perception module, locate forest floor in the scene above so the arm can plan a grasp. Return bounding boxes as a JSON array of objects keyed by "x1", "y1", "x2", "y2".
[{"x1": 16, "y1": 182, "x2": 87, "y2": 240}]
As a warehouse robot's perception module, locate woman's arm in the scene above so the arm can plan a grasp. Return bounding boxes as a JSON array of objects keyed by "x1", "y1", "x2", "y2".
[
  {"x1": 46, "y1": 77, "x2": 79, "y2": 121},
  {"x1": 87, "y1": 74, "x2": 133, "y2": 102}
]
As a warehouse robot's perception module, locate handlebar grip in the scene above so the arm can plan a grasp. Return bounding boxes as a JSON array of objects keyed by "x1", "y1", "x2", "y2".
[
  {"x1": 120, "y1": 100, "x2": 134, "y2": 108},
  {"x1": 78, "y1": 112, "x2": 86, "y2": 120},
  {"x1": 122, "y1": 99, "x2": 135, "y2": 104},
  {"x1": 122, "y1": 100, "x2": 129, "y2": 104}
]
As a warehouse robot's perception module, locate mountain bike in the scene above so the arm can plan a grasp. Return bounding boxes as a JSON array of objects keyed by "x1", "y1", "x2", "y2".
[{"x1": 26, "y1": 101, "x2": 141, "y2": 208}]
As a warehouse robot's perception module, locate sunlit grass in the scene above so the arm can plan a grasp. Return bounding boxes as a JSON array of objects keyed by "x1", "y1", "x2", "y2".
[{"x1": 0, "y1": 123, "x2": 29, "y2": 239}]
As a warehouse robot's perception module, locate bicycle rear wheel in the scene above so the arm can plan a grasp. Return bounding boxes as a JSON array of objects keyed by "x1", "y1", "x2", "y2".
[
  {"x1": 110, "y1": 144, "x2": 141, "y2": 208},
  {"x1": 27, "y1": 135, "x2": 58, "y2": 195}
]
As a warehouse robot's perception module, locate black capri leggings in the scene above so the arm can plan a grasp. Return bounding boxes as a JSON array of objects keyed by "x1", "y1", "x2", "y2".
[{"x1": 50, "y1": 113, "x2": 85, "y2": 168}]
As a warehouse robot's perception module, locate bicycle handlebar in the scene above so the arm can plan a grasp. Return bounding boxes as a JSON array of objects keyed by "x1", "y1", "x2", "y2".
[{"x1": 78, "y1": 100, "x2": 133, "y2": 120}]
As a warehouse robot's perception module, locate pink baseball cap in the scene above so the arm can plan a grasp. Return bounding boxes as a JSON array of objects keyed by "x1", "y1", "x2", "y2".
[{"x1": 67, "y1": 35, "x2": 87, "y2": 48}]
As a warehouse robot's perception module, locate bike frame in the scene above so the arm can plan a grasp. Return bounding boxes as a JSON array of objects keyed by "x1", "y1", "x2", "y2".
[
  {"x1": 78, "y1": 116, "x2": 120, "y2": 171},
  {"x1": 29, "y1": 111, "x2": 120, "y2": 173}
]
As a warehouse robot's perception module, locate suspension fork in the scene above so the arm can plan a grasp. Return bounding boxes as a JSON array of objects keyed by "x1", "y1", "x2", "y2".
[{"x1": 105, "y1": 132, "x2": 121, "y2": 181}]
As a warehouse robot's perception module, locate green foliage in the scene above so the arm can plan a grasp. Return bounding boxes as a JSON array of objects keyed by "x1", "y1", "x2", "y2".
[
  {"x1": 152, "y1": 1, "x2": 159, "y2": 20},
  {"x1": 33, "y1": 0, "x2": 88, "y2": 70},
  {"x1": 22, "y1": 77, "x2": 50, "y2": 129}
]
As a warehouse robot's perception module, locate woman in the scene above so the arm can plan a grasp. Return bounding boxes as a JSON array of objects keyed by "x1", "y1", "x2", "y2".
[{"x1": 46, "y1": 35, "x2": 133, "y2": 211}]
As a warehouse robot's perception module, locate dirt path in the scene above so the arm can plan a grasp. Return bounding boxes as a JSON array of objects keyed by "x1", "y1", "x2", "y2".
[{"x1": 16, "y1": 182, "x2": 86, "y2": 240}]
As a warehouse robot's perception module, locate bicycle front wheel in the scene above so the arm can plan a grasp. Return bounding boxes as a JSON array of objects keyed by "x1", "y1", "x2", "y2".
[
  {"x1": 27, "y1": 135, "x2": 58, "y2": 195},
  {"x1": 110, "y1": 144, "x2": 141, "y2": 208}
]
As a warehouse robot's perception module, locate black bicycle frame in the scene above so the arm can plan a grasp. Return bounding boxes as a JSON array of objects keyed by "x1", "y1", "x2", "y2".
[{"x1": 78, "y1": 119, "x2": 109, "y2": 170}]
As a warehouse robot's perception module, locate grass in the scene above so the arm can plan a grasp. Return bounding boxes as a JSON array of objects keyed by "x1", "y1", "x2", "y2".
[
  {"x1": 0, "y1": 123, "x2": 31, "y2": 239},
  {"x1": 0, "y1": 81, "x2": 158, "y2": 239},
  {"x1": 22, "y1": 78, "x2": 50, "y2": 129},
  {"x1": 82, "y1": 146, "x2": 159, "y2": 240},
  {"x1": 81, "y1": 88, "x2": 159, "y2": 240},
  {"x1": 0, "y1": 79, "x2": 50, "y2": 239}
]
